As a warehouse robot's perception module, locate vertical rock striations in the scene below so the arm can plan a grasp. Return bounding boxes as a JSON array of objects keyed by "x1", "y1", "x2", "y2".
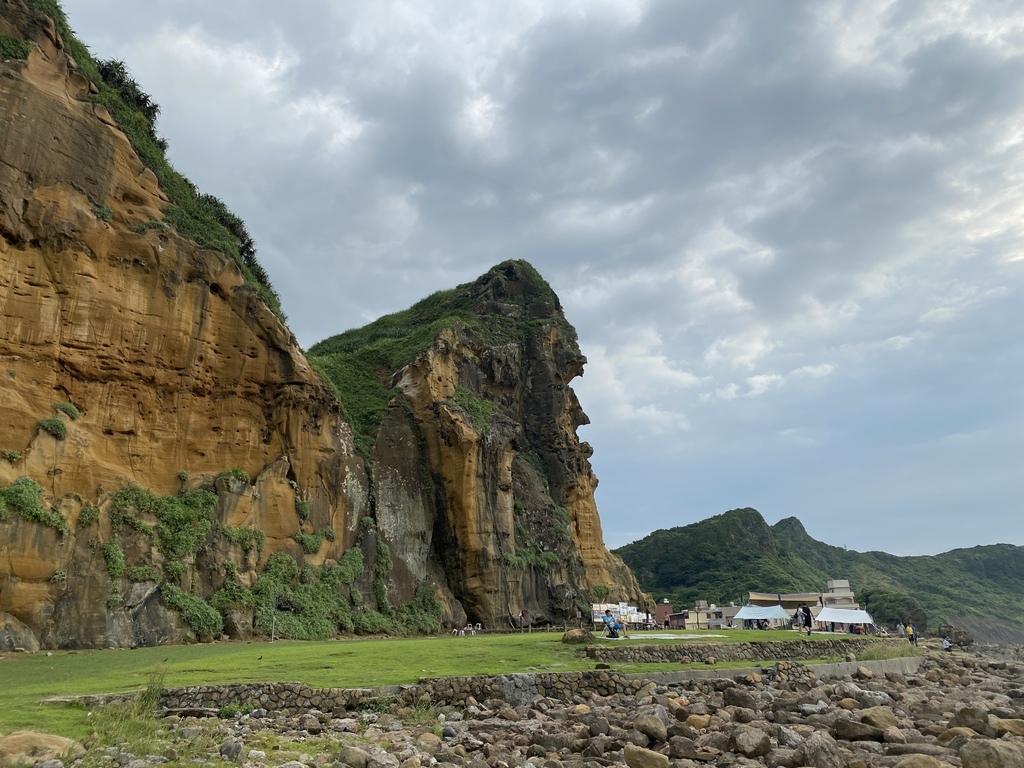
[{"x1": 0, "y1": 0, "x2": 645, "y2": 649}]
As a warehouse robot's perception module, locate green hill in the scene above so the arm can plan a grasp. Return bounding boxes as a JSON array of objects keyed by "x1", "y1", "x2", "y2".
[{"x1": 615, "y1": 509, "x2": 1024, "y2": 642}]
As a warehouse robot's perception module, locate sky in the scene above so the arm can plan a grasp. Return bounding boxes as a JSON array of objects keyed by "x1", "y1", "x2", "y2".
[{"x1": 62, "y1": 0, "x2": 1024, "y2": 557}]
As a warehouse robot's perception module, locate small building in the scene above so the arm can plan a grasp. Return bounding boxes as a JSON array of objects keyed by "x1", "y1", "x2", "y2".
[{"x1": 824, "y1": 579, "x2": 860, "y2": 609}]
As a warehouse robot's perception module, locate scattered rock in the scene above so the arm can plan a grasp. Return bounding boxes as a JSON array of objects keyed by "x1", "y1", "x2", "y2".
[
  {"x1": 623, "y1": 743, "x2": 669, "y2": 768},
  {"x1": 0, "y1": 731, "x2": 84, "y2": 766},
  {"x1": 562, "y1": 629, "x2": 594, "y2": 644}
]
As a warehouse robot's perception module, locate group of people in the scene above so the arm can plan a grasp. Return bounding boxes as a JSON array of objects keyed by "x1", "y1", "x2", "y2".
[
  {"x1": 894, "y1": 621, "x2": 919, "y2": 646},
  {"x1": 895, "y1": 621, "x2": 954, "y2": 652}
]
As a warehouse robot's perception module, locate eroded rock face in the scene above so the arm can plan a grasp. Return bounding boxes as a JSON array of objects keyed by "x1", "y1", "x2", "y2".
[
  {"x1": 379, "y1": 264, "x2": 646, "y2": 626},
  {"x1": 0, "y1": 4, "x2": 366, "y2": 647},
  {"x1": 0, "y1": 2, "x2": 645, "y2": 647}
]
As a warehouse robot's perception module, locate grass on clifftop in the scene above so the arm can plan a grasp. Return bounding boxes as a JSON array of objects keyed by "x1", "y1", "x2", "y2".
[
  {"x1": 308, "y1": 260, "x2": 568, "y2": 456},
  {"x1": 0, "y1": 629, "x2": 839, "y2": 738},
  {"x1": 21, "y1": 0, "x2": 283, "y2": 319}
]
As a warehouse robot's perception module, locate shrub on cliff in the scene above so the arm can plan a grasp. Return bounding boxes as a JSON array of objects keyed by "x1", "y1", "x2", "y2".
[
  {"x1": 53, "y1": 401, "x2": 80, "y2": 420},
  {"x1": 38, "y1": 417, "x2": 67, "y2": 439},
  {"x1": 0, "y1": 477, "x2": 71, "y2": 536},
  {"x1": 0, "y1": 33, "x2": 34, "y2": 59},
  {"x1": 161, "y1": 584, "x2": 223, "y2": 638}
]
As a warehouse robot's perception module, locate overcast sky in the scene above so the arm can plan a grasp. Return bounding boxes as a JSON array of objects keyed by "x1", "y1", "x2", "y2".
[{"x1": 63, "y1": 0, "x2": 1023, "y2": 558}]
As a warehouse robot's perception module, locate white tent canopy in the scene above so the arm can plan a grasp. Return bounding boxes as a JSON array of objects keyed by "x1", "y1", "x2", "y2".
[
  {"x1": 815, "y1": 607, "x2": 875, "y2": 625},
  {"x1": 734, "y1": 604, "x2": 792, "y2": 621}
]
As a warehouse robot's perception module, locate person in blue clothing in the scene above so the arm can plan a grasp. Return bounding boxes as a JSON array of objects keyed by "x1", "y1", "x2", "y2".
[{"x1": 603, "y1": 609, "x2": 627, "y2": 638}]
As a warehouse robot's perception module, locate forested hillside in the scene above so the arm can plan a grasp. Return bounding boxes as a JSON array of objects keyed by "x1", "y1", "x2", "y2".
[{"x1": 615, "y1": 509, "x2": 1024, "y2": 642}]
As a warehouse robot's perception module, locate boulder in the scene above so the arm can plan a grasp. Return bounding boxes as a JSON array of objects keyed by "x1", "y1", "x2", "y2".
[
  {"x1": 834, "y1": 718, "x2": 885, "y2": 742},
  {"x1": 0, "y1": 731, "x2": 84, "y2": 765},
  {"x1": 994, "y1": 718, "x2": 1024, "y2": 737},
  {"x1": 0, "y1": 612, "x2": 40, "y2": 652},
  {"x1": 632, "y1": 715, "x2": 667, "y2": 743},
  {"x1": 561, "y1": 628, "x2": 594, "y2": 644},
  {"x1": 893, "y1": 756, "x2": 956, "y2": 768},
  {"x1": 730, "y1": 725, "x2": 771, "y2": 758},
  {"x1": 960, "y1": 739, "x2": 1024, "y2": 768},
  {"x1": 623, "y1": 743, "x2": 669, "y2": 768},
  {"x1": 861, "y1": 706, "x2": 899, "y2": 730},
  {"x1": 949, "y1": 706, "x2": 995, "y2": 737},
  {"x1": 795, "y1": 730, "x2": 843, "y2": 768}
]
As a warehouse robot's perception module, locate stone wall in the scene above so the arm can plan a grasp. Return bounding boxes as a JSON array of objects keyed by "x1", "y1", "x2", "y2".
[
  {"x1": 158, "y1": 671, "x2": 660, "y2": 715},
  {"x1": 584, "y1": 637, "x2": 906, "y2": 663}
]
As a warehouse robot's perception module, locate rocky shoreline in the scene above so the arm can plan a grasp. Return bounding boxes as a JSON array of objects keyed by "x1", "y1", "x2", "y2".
[{"x1": 3, "y1": 644, "x2": 1023, "y2": 768}]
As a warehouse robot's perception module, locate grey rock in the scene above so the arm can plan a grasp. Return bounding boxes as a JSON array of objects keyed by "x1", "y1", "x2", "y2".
[
  {"x1": 339, "y1": 745, "x2": 370, "y2": 768},
  {"x1": 729, "y1": 725, "x2": 771, "y2": 758},
  {"x1": 219, "y1": 740, "x2": 243, "y2": 763},
  {"x1": 960, "y1": 739, "x2": 1024, "y2": 768},
  {"x1": 794, "y1": 731, "x2": 843, "y2": 768},
  {"x1": 633, "y1": 715, "x2": 668, "y2": 744}
]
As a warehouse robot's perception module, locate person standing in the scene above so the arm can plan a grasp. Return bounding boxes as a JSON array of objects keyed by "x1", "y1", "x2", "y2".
[
  {"x1": 896, "y1": 621, "x2": 905, "y2": 638},
  {"x1": 801, "y1": 603, "x2": 813, "y2": 635},
  {"x1": 906, "y1": 624, "x2": 915, "y2": 645}
]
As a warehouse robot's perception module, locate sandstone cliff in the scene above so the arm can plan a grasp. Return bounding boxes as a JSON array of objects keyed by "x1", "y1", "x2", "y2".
[{"x1": 0, "y1": 0, "x2": 645, "y2": 650}]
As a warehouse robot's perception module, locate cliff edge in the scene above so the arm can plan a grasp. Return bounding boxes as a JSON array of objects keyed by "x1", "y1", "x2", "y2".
[{"x1": 0, "y1": 0, "x2": 644, "y2": 649}]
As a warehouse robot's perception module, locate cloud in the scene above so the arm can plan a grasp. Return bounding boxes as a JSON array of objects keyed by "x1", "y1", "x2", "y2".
[{"x1": 65, "y1": 0, "x2": 1024, "y2": 555}]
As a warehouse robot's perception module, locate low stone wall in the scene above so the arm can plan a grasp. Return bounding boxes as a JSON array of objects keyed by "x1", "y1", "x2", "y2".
[
  {"x1": 159, "y1": 671, "x2": 659, "y2": 715},
  {"x1": 584, "y1": 637, "x2": 905, "y2": 663}
]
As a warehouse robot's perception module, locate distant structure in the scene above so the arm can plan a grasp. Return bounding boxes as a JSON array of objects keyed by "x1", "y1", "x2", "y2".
[
  {"x1": 748, "y1": 590, "x2": 823, "y2": 611},
  {"x1": 655, "y1": 599, "x2": 673, "y2": 627},
  {"x1": 747, "y1": 578, "x2": 860, "y2": 617},
  {"x1": 823, "y1": 579, "x2": 860, "y2": 610}
]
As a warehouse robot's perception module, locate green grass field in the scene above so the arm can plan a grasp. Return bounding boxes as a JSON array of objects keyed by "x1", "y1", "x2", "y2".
[{"x1": 0, "y1": 628, "x2": 845, "y2": 739}]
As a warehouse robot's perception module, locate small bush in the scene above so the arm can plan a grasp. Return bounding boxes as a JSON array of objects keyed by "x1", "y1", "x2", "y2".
[
  {"x1": 0, "y1": 449, "x2": 20, "y2": 462},
  {"x1": 92, "y1": 204, "x2": 113, "y2": 222},
  {"x1": 38, "y1": 417, "x2": 67, "y2": 440},
  {"x1": 0, "y1": 33, "x2": 34, "y2": 60},
  {"x1": 165, "y1": 560, "x2": 185, "y2": 581},
  {"x1": 0, "y1": 477, "x2": 70, "y2": 536},
  {"x1": 294, "y1": 531, "x2": 325, "y2": 554},
  {"x1": 218, "y1": 701, "x2": 254, "y2": 719},
  {"x1": 50, "y1": 568, "x2": 67, "y2": 582},
  {"x1": 161, "y1": 584, "x2": 223, "y2": 637},
  {"x1": 103, "y1": 540, "x2": 126, "y2": 578},
  {"x1": 353, "y1": 609, "x2": 392, "y2": 635},
  {"x1": 219, "y1": 524, "x2": 266, "y2": 554},
  {"x1": 323, "y1": 527, "x2": 336, "y2": 541},
  {"x1": 129, "y1": 220, "x2": 168, "y2": 234},
  {"x1": 53, "y1": 402, "x2": 80, "y2": 420},
  {"x1": 126, "y1": 565, "x2": 159, "y2": 582},
  {"x1": 177, "y1": 470, "x2": 188, "y2": 482},
  {"x1": 210, "y1": 571, "x2": 254, "y2": 612},
  {"x1": 216, "y1": 468, "x2": 251, "y2": 484},
  {"x1": 373, "y1": 577, "x2": 391, "y2": 616},
  {"x1": 295, "y1": 498, "x2": 310, "y2": 523},
  {"x1": 78, "y1": 505, "x2": 99, "y2": 526},
  {"x1": 336, "y1": 546, "x2": 364, "y2": 585}
]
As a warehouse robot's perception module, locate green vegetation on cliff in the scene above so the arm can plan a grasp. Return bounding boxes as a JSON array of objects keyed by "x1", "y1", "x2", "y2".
[
  {"x1": 308, "y1": 260, "x2": 572, "y2": 456},
  {"x1": 616, "y1": 508, "x2": 1024, "y2": 636},
  {"x1": 21, "y1": 0, "x2": 283, "y2": 318}
]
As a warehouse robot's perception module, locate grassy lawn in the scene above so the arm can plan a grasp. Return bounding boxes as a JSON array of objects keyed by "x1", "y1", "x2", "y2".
[{"x1": 0, "y1": 628, "x2": 835, "y2": 739}]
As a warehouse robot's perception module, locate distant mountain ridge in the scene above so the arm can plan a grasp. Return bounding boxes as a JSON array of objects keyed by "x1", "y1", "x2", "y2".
[{"x1": 614, "y1": 508, "x2": 1024, "y2": 643}]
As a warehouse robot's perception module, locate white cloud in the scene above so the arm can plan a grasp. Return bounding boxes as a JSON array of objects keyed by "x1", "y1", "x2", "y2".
[{"x1": 65, "y1": 0, "x2": 1024, "y2": 555}]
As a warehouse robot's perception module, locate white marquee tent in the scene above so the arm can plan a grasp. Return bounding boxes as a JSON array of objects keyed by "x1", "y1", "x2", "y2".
[
  {"x1": 734, "y1": 604, "x2": 792, "y2": 621},
  {"x1": 814, "y1": 607, "x2": 875, "y2": 625}
]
